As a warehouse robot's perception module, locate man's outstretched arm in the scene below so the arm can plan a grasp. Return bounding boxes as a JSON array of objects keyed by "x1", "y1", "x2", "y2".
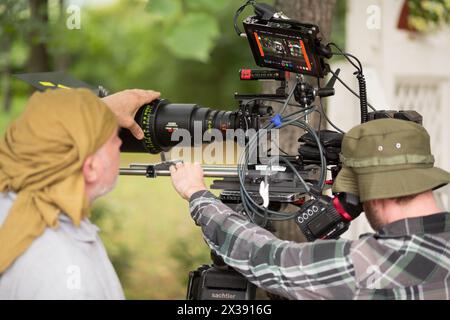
[{"x1": 170, "y1": 163, "x2": 357, "y2": 300}]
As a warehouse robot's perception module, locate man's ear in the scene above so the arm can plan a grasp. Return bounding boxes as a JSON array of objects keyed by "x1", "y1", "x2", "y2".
[{"x1": 83, "y1": 155, "x2": 98, "y2": 183}]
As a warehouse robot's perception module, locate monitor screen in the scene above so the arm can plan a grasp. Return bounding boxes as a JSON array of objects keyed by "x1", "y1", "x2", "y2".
[{"x1": 244, "y1": 20, "x2": 325, "y2": 77}]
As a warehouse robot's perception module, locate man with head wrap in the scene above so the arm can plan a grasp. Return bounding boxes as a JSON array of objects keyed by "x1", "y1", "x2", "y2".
[{"x1": 0, "y1": 88, "x2": 159, "y2": 299}]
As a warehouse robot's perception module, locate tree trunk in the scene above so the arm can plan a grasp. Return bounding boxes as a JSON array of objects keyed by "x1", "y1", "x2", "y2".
[
  {"x1": 270, "y1": 0, "x2": 336, "y2": 154},
  {"x1": 28, "y1": 0, "x2": 50, "y2": 73},
  {"x1": 277, "y1": 0, "x2": 336, "y2": 37},
  {"x1": 268, "y1": 0, "x2": 337, "y2": 243},
  {"x1": 55, "y1": 0, "x2": 70, "y2": 70}
]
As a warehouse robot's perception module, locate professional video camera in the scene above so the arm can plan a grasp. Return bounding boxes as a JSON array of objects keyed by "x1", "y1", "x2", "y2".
[
  {"x1": 118, "y1": 0, "x2": 411, "y2": 240},
  {"x1": 116, "y1": 1, "x2": 375, "y2": 300},
  {"x1": 16, "y1": 0, "x2": 423, "y2": 301},
  {"x1": 114, "y1": 1, "x2": 422, "y2": 300}
]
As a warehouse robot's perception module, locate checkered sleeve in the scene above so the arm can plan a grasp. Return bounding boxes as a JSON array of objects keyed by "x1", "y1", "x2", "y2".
[{"x1": 189, "y1": 190, "x2": 357, "y2": 300}]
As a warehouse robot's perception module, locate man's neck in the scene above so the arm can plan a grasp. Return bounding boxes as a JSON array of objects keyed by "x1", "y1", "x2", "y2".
[
  {"x1": 383, "y1": 191, "x2": 442, "y2": 225},
  {"x1": 85, "y1": 185, "x2": 97, "y2": 205}
]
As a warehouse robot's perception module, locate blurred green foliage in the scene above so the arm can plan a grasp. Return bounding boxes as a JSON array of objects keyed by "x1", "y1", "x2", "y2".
[
  {"x1": 407, "y1": 0, "x2": 450, "y2": 32},
  {"x1": 46, "y1": 0, "x2": 264, "y2": 109},
  {"x1": 0, "y1": 96, "x2": 27, "y2": 134}
]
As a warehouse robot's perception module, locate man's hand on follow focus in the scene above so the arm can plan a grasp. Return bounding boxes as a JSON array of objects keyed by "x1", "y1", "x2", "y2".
[{"x1": 102, "y1": 89, "x2": 160, "y2": 140}]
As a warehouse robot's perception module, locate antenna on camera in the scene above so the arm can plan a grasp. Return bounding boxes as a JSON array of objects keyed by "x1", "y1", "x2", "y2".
[{"x1": 317, "y1": 68, "x2": 340, "y2": 98}]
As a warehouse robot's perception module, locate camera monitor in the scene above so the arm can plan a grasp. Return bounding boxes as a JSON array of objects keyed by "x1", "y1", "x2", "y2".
[{"x1": 243, "y1": 17, "x2": 327, "y2": 78}]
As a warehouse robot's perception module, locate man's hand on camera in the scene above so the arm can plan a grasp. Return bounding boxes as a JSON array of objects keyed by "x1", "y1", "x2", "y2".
[
  {"x1": 169, "y1": 162, "x2": 207, "y2": 201},
  {"x1": 102, "y1": 89, "x2": 160, "y2": 140}
]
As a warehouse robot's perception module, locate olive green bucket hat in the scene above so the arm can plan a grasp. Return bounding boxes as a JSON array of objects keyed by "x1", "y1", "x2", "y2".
[{"x1": 332, "y1": 119, "x2": 450, "y2": 202}]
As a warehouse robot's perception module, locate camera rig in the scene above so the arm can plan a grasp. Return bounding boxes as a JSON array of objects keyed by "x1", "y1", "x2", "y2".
[
  {"x1": 15, "y1": 0, "x2": 423, "y2": 301},
  {"x1": 118, "y1": 1, "x2": 420, "y2": 300},
  {"x1": 117, "y1": 0, "x2": 399, "y2": 242}
]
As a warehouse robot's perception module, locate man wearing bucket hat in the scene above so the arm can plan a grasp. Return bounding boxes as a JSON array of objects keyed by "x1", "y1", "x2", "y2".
[
  {"x1": 333, "y1": 119, "x2": 450, "y2": 231},
  {"x1": 171, "y1": 118, "x2": 450, "y2": 299}
]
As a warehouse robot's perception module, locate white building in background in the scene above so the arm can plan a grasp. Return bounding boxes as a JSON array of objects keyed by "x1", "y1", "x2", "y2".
[{"x1": 328, "y1": 0, "x2": 450, "y2": 238}]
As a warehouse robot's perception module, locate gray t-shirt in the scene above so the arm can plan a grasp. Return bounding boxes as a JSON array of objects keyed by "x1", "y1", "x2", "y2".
[{"x1": 0, "y1": 192, "x2": 125, "y2": 300}]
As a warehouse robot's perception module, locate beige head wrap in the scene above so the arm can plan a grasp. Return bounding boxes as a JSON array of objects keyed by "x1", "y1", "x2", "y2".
[{"x1": 0, "y1": 88, "x2": 117, "y2": 273}]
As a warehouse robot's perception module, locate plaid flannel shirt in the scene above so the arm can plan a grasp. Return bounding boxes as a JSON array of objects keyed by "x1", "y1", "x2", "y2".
[{"x1": 189, "y1": 190, "x2": 450, "y2": 300}]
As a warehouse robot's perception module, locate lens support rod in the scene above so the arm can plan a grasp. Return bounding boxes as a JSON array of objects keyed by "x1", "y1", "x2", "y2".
[{"x1": 119, "y1": 162, "x2": 241, "y2": 178}]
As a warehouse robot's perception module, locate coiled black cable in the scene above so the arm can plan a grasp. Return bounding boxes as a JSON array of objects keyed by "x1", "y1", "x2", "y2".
[
  {"x1": 356, "y1": 72, "x2": 368, "y2": 123},
  {"x1": 328, "y1": 42, "x2": 374, "y2": 124}
]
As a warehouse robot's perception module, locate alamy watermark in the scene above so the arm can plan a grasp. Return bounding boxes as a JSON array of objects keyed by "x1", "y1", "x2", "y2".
[
  {"x1": 66, "y1": 265, "x2": 81, "y2": 290},
  {"x1": 66, "y1": 4, "x2": 81, "y2": 30},
  {"x1": 366, "y1": 4, "x2": 381, "y2": 30}
]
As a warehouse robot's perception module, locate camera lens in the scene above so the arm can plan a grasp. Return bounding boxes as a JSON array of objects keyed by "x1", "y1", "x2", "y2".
[{"x1": 119, "y1": 99, "x2": 241, "y2": 154}]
